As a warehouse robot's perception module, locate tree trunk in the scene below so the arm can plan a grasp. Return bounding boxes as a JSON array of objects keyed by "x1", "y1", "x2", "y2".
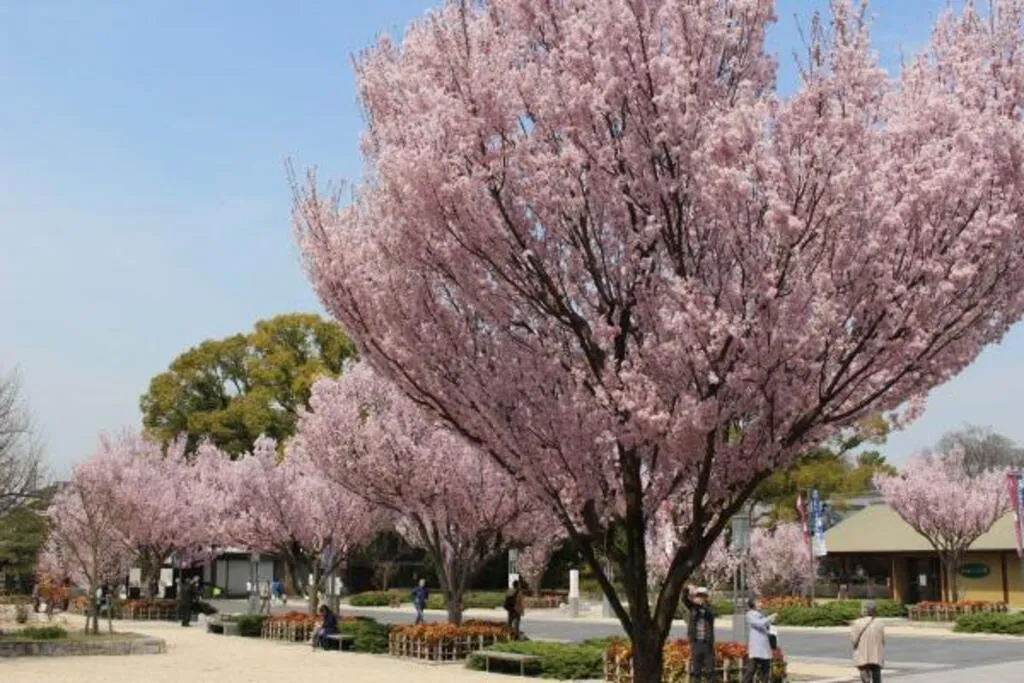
[
  {"x1": 630, "y1": 627, "x2": 665, "y2": 683},
  {"x1": 445, "y1": 587, "x2": 463, "y2": 626},
  {"x1": 308, "y1": 564, "x2": 322, "y2": 616},
  {"x1": 88, "y1": 583, "x2": 99, "y2": 635},
  {"x1": 945, "y1": 553, "x2": 961, "y2": 603}
]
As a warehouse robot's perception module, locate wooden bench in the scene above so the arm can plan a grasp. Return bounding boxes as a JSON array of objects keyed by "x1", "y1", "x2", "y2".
[
  {"x1": 475, "y1": 650, "x2": 540, "y2": 677},
  {"x1": 323, "y1": 633, "x2": 355, "y2": 651}
]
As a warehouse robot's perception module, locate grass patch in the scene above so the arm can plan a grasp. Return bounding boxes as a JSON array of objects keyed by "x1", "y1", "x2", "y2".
[
  {"x1": 954, "y1": 612, "x2": 1024, "y2": 635},
  {"x1": 466, "y1": 639, "x2": 612, "y2": 679}
]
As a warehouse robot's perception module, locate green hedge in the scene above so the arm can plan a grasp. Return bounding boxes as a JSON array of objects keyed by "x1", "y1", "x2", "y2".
[
  {"x1": 426, "y1": 591, "x2": 507, "y2": 611},
  {"x1": 349, "y1": 590, "x2": 508, "y2": 610},
  {"x1": 341, "y1": 617, "x2": 393, "y2": 653},
  {"x1": 234, "y1": 614, "x2": 267, "y2": 637},
  {"x1": 16, "y1": 625, "x2": 67, "y2": 640},
  {"x1": 466, "y1": 639, "x2": 611, "y2": 679},
  {"x1": 954, "y1": 612, "x2": 1024, "y2": 635},
  {"x1": 349, "y1": 590, "x2": 408, "y2": 607},
  {"x1": 771, "y1": 600, "x2": 904, "y2": 626}
]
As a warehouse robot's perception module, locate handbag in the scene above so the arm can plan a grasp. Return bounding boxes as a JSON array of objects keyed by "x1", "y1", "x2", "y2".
[{"x1": 768, "y1": 625, "x2": 778, "y2": 650}]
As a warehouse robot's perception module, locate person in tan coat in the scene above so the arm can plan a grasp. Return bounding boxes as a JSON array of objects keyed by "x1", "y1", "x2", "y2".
[{"x1": 851, "y1": 601, "x2": 885, "y2": 683}]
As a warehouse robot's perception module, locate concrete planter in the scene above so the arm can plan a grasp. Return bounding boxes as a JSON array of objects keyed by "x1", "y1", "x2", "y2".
[{"x1": 0, "y1": 635, "x2": 166, "y2": 658}]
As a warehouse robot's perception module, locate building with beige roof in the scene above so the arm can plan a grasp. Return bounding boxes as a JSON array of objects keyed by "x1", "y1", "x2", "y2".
[{"x1": 822, "y1": 504, "x2": 1023, "y2": 606}]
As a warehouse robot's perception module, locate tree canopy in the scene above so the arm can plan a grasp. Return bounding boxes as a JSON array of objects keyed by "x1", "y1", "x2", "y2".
[
  {"x1": 140, "y1": 313, "x2": 356, "y2": 456},
  {"x1": 751, "y1": 416, "x2": 896, "y2": 523},
  {"x1": 294, "y1": 1, "x2": 1024, "y2": 680}
]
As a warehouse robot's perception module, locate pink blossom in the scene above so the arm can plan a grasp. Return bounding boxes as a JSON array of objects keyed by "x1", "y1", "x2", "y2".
[
  {"x1": 224, "y1": 435, "x2": 380, "y2": 612},
  {"x1": 294, "y1": 0, "x2": 1024, "y2": 677},
  {"x1": 747, "y1": 523, "x2": 815, "y2": 598},
  {"x1": 296, "y1": 363, "x2": 540, "y2": 624},
  {"x1": 875, "y1": 449, "x2": 1008, "y2": 600}
]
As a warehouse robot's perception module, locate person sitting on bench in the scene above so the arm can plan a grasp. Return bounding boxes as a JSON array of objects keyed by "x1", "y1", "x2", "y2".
[{"x1": 312, "y1": 604, "x2": 338, "y2": 651}]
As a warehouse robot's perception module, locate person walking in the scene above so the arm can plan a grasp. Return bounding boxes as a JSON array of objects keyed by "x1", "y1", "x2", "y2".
[
  {"x1": 411, "y1": 579, "x2": 429, "y2": 625},
  {"x1": 851, "y1": 600, "x2": 885, "y2": 683},
  {"x1": 178, "y1": 577, "x2": 194, "y2": 627},
  {"x1": 743, "y1": 597, "x2": 777, "y2": 683},
  {"x1": 683, "y1": 586, "x2": 716, "y2": 683}
]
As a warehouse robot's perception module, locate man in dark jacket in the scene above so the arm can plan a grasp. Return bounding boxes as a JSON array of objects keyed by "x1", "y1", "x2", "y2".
[
  {"x1": 683, "y1": 585, "x2": 716, "y2": 682},
  {"x1": 178, "y1": 577, "x2": 194, "y2": 627}
]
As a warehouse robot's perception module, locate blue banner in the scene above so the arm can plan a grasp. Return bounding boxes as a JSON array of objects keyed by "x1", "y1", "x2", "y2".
[{"x1": 811, "y1": 488, "x2": 827, "y2": 556}]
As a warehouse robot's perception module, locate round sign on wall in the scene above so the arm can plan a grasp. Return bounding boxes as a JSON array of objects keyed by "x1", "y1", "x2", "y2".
[{"x1": 958, "y1": 562, "x2": 991, "y2": 579}]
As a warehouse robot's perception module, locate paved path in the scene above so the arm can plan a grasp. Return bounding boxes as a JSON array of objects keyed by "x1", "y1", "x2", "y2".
[
  {"x1": 0, "y1": 616, "x2": 503, "y2": 683},
  {"x1": 211, "y1": 600, "x2": 1024, "y2": 678}
]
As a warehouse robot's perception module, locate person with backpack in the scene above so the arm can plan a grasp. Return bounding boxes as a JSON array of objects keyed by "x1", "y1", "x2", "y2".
[
  {"x1": 851, "y1": 601, "x2": 885, "y2": 683},
  {"x1": 411, "y1": 579, "x2": 429, "y2": 625},
  {"x1": 504, "y1": 580, "x2": 525, "y2": 639},
  {"x1": 743, "y1": 597, "x2": 778, "y2": 683}
]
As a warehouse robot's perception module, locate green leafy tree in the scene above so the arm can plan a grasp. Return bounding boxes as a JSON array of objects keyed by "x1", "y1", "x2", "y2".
[
  {"x1": 140, "y1": 313, "x2": 356, "y2": 456},
  {"x1": 0, "y1": 487, "x2": 53, "y2": 592},
  {"x1": 751, "y1": 416, "x2": 895, "y2": 524}
]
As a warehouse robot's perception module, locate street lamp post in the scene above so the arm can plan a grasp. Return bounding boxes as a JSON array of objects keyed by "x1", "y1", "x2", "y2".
[
  {"x1": 247, "y1": 553, "x2": 260, "y2": 615},
  {"x1": 731, "y1": 508, "x2": 751, "y2": 644}
]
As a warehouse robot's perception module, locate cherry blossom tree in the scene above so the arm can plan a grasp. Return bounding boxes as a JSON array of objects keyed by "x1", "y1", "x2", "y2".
[
  {"x1": 294, "y1": 1, "x2": 1024, "y2": 678},
  {"x1": 40, "y1": 459, "x2": 133, "y2": 634},
  {"x1": 516, "y1": 520, "x2": 566, "y2": 597},
  {"x1": 746, "y1": 523, "x2": 815, "y2": 598},
  {"x1": 226, "y1": 435, "x2": 380, "y2": 614},
  {"x1": 297, "y1": 364, "x2": 538, "y2": 624},
  {"x1": 875, "y1": 450, "x2": 1008, "y2": 601},
  {"x1": 695, "y1": 537, "x2": 743, "y2": 593}
]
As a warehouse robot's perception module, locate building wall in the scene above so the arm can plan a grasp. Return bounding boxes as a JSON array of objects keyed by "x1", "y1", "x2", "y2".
[
  {"x1": 956, "y1": 551, "x2": 1005, "y2": 604},
  {"x1": 1004, "y1": 553, "x2": 1024, "y2": 608}
]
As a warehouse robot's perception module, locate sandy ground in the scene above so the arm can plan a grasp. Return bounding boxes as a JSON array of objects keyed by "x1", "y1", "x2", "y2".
[{"x1": 0, "y1": 616, "x2": 509, "y2": 683}]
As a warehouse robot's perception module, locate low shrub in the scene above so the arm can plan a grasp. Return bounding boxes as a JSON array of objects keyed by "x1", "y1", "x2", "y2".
[
  {"x1": 954, "y1": 612, "x2": 1024, "y2": 635},
  {"x1": 829, "y1": 599, "x2": 906, "y2": 618},
  {"x1": 771, "y1": 603, "x2": 859, "y2": 626},
  {"x1": 467, "y1": 639, "x2": 611, "y2": 679},
  {"x1": 349, "y1": 590, "x2": 408, "y2": 607},
  {"x1": 234, "y1": 614, "x2": 268, "y2": 638},
  {"x1": 425, "y1": 591, "x2": 508, "y2": 611},
  {"x1": 17, "y1": 625, "x2": 68, "y2": 640},
  {"x1": 340, "y1": 616, "x2": 393, "y2": 653},
  {"x1": 14, "y1": 603, "x2": 29, "y2": 624}
]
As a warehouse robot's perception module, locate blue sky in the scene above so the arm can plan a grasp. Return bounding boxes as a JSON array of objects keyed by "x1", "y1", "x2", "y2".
[{"x1": 2, "y1": 0, "x2": 1013, "y2": 476}]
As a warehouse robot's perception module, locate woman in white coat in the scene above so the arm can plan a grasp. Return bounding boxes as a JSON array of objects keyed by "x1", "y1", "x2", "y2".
[{"x1": 743, "y1": 597, "x2": 777, "y2": 683}]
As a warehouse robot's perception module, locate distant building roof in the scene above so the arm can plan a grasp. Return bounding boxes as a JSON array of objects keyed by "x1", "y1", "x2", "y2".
[{"x1": 824, "y1": 504, "x2": 1018, "y2": 553}]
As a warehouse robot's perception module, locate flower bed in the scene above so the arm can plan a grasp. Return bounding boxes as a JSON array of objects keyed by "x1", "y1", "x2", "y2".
[
  {"x1": 604, "y1": 640, "x2": 787, "y2": 683},
  {"x1": 261, "y1": 611, "x2": 318, "y2": 642},
  {"x1": 759, "y1": 596, "x2": 812, "y2": 609},
  {"x1": 388, "y1": 620, "x2": 510, "y2": 661},
  {"x1": 908, "y1": 601, "x2": 1007, "y2": 622},
  {"x1": 523, "y1": 594, "x2": 563, "y2": 610},
  {"x1": 67, "y1": 597, "x2": 216, "y2": 621}
]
